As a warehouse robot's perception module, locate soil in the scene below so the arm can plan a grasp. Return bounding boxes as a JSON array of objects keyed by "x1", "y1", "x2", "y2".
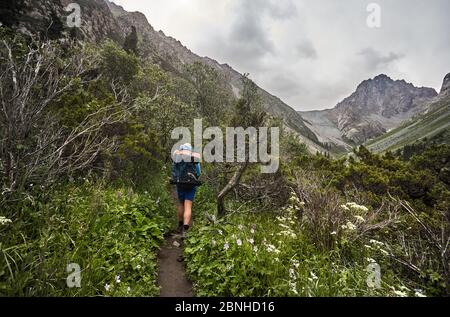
[{"x1": 157, "y1": 233, "x2": 193, "y2": 297}]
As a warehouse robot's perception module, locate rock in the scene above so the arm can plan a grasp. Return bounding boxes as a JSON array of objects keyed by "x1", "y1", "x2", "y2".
[
  {"x1": 439, "y1": 73, "x2": 450, "y2": 97},
  {"x1": 302, "y1": 74, "x2": 438, "y2": 145},
  {"x1": 172, "y1": 240, "x2": 181, "y2": 248}
]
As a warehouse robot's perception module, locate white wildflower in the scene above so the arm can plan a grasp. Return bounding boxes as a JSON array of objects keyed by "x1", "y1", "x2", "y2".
[
  {"x1": 340, "y1": 205, "x2": 350, "y2": 211},
  {"x1": 0, "y1": 216, "x2": 12, "y2": 225},
  {"x1": 347, "y1": 202, "x2": 369, "y2": 212},
  {"x1": 278, "y1": 230, "x2": 297, "y2": 239},
  {"x1": 248, "y1": 238, "x2": 254, "y2": 245},
  {"x1": 292, "y1": 259, "x2": 300, "y2": 268},
  {"x1": 266, "y1": 244, "x2": 280, "y2": 254},
  {"x1": 279, "y1": 223, "x2": 291, "y2": 229},
  {"x1": 115, "y1": 275, "x2": 121, "y2": 284},
  {"x1": 289, "y1": 281, "x2": 298, "y2": 295},
  {"x1": 330, "y1": 231, "x2": 337, "y2": 236},
  {"x1": 289, "y1": 268, "x2": 297, "y2": 279},
  {"x1": 224, "y1": 242, "x2": 229, "y2": 251},
  {"x1": 380, "y1": 249, "x2": 389, "y2": 256},
  {"x1": 366, "y1": 258, "x2": 376, "y2": 263},
  {"x1": 250, "y1": 228, "x2": 255, "y2": 234},
  {"x1": 104, "y1": 284, "x2": 111, "y2": 291},
  {"x1": 415, "y1": 289, "x2": 426, "y2": 297},
  {"x1": 344, "y1": 221, "x2": 357, "y2": 231},
  {"x1": 369, "y1": 239, "x2": 385, "y2": 247},
  {"x1": 236, "y1": 239, "x2": 242, "y2": 246},
  {"x1": 393, "y1": 290, "x2": 408, "y2": 297},
  {"x1": 253, "y1": 246, "x2": 258, "y2": 253},
  {"x1": 310, "y1": 272, "x2": 318, "y2": 280},
  {"x1": 354, "y1": 215, "x2": 365, "y2": 223}
]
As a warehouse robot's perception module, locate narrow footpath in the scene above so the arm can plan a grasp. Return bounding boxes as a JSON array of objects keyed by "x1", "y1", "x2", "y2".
[{"x1": 157, "y1": 232, "x2": 193, "y2": 297}]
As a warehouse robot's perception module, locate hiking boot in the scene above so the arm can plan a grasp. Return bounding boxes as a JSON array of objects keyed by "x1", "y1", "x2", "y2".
[
  {"x1": 181, "y1": 227, "x2": 189, "y2": 240},
  {"x1": 175, "y1": 224, "x2": 183, "y2": 234}
]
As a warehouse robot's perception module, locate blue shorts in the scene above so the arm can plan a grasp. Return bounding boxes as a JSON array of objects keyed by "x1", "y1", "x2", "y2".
[{"x1": 177, "y1": 186, "x2": 197, "y2": 203}]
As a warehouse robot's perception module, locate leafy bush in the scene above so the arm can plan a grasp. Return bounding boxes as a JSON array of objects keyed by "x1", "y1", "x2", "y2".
[
  {"x1": 184, "y1": 199, "x2": 412, "y2": 297},
  {"x1": 0, "y1": 179, "x2": 174, "y2": 296}
]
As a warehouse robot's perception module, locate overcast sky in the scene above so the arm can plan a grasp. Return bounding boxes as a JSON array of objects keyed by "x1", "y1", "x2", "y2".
[{"x1": 111, "y1": 0, "x2": 450, "y2": 111}]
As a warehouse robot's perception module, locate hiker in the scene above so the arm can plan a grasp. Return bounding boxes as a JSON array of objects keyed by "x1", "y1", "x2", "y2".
[{"x1": 171, "y1": 143, "x2": 202, "y2": 238}]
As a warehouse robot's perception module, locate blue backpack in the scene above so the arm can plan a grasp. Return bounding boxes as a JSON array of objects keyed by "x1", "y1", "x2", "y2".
[{"x1": 171, "y1": 154, "x2": 202, "y2": 190}]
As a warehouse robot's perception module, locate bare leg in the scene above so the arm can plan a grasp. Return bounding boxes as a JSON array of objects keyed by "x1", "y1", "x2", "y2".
[
  {"x1": 184, "y1": 200, "x2": 193, "y2": 226},
  {"x1": 177, "y1": 203, "x2": 184, "y2": 224}
]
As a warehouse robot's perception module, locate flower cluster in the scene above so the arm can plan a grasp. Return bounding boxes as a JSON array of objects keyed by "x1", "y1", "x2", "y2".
[
  {"x1": 264, "y1": 240, "x2": 281, "y2": 254},
  {"x1": 104, "y1": 274, "x2": 125, "y2": 293},
  {"x1": 341, "y1": 221, "x2": 357, "y2": 231},
  {"x1": 340, "y1": 202, "x2": 369, "y2": 212},
  {"x1": 0, "y1": 216, "x2": 12, "y2": 225},
  {"x1": 276, "y1": 193, "x2": 300, "y2": 240},
  {"x1": 365, "y1": 239, "x2": 390, "y2": 256}
]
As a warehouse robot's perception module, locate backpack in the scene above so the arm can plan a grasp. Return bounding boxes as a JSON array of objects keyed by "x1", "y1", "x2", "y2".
[{"x1": 171, "y1": 156, "x2": 202, "y2": 190}]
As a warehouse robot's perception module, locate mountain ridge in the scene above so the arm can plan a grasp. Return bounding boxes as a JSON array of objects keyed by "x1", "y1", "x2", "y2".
[
  {"x1": 366, "y1": 72, "x2": 450, "y2": 153},
  {"x1": 3, "y1": 0, "x2": 325, "y2": 153},
  {"x1": 104, "y1": 0, "x2": 322, "y2": 150},
  {"x1": 300, "y1": 74, "x2": 439, "y2": 151}
]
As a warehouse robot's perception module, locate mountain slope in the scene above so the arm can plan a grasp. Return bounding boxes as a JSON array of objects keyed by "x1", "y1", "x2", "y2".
[
  {"x1": 3, "y1": 0, "x2": 324, "y2": 153},
  {"x1": 105, "y1": 1, "x2": 320, "y2": 146},
  {"x1": 300, "y1": 74, "x2": 438, "y2": 150},
  {"x1": 366, "y1": 73, "x2": 450, "y2": 153}
]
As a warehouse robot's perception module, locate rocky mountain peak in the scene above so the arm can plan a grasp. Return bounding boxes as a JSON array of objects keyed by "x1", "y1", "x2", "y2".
[
  {"x1": 374, "y1": 73, "x2": 391, "y2": 81},
  {"x1": 440, "y1": 72, "x2": 450, "y2": 97},
  {"x1": 326, "y1": 74, "x2": 438, "y2": 144}
]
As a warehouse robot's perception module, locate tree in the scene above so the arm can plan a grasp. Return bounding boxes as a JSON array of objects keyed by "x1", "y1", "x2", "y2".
[
  {"x1": 0, "y1": 38, "x2": 127, "y2": 202},
  {"x1": 44, "y1": 10, "x2": 65, "y2": 40},
  {"x1": 99, "y1": 40, "x2": 139, "y2": 85},
  {"x1": 217, "y1": 75, "x2": 267, "y2": 217},
  {"x1": 185, "y1": 62, "x2": 233, "y2": 126},
  {"x1": 123, "y1": 26, "x2": 138, "y2": 55},
  {"x1": 0, "y1": 0, "x2": 25, "y2": 27}
]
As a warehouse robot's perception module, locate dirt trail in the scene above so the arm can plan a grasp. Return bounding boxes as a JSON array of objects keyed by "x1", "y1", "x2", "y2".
[{"x1": 157, "y1": 233, "x2": 193, "y2": 297}]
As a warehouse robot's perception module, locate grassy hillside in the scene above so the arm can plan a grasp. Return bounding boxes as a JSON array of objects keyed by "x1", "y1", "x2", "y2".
[{"x1": 367, "y1": 97, "x2": 450, "y2": 153}]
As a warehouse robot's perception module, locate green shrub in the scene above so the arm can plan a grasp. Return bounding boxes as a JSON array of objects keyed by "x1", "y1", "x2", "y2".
[{"x1": 0, "y1": 180, "x2": 174, "y2": 296}]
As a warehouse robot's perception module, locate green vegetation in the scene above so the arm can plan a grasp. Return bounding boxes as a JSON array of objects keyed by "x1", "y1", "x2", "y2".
[
  {"x1": 1, "y1": 178, "x2": 173, "y2": 296},
  {"x1": 184, "y1": 142, "x2": 449, "y2": 297},
  {"x1": 1, "y1": 27, "x2": 448, "y2": 297},
  {"x1": 367, "y1": 98, "x2": 450, "y2": 153}
]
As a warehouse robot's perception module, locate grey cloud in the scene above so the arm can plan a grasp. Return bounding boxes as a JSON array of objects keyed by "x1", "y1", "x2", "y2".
[
  {"x1": 296, "y1": 41, "x2": 318, "y2": 60},
  {"x1": 230, "y1": 10, "x2": 274, "y2": 57},
  {"x1": 119, "y1": 0, "x2": 450, "y2": 110},
  {"x1": 358, "y1": 48, "x2": 404, "y2": 70},
  {"x1": 265, "y1": 0, "x2": 298, "y2": 19},
  {"x1": 268, "y1": 73, "x2": 304, "y2": 96},
  {"x1": 227, "y1": 0, "x2": 297, "y2": 61}
]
